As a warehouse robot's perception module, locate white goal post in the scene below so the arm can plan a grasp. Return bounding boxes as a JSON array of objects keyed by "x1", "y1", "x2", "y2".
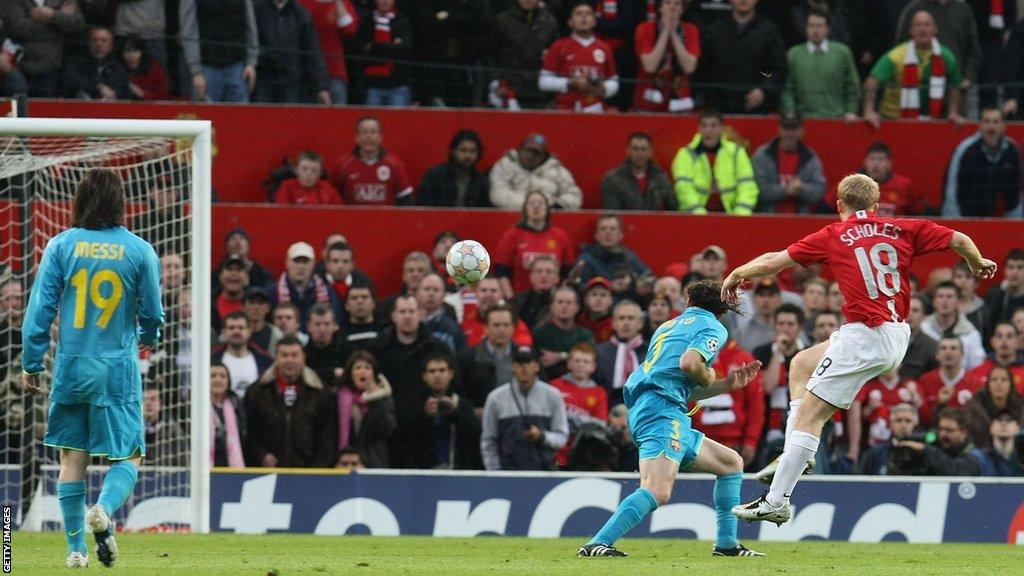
[{"x1": 0, "y1": 118, "x2": 212, "y2": 533}]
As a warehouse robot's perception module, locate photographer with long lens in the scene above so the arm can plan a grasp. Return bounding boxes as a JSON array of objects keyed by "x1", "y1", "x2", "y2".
[{"x1": 860, "y1": 406, "x2": 986, "y2": 475}]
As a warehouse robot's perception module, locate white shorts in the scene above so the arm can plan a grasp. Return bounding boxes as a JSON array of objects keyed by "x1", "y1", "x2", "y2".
[{"x1": 805, "y1": 322, "x2": 911, "y2": 410}]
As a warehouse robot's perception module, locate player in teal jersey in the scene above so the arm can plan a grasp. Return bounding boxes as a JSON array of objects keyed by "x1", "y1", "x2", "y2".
[
  {"x1": 578, "y1": 280, "x2": 762, "y2": 558},
  {"x1": 22, "y1": 169, "x2": 164, "y2": 569}
]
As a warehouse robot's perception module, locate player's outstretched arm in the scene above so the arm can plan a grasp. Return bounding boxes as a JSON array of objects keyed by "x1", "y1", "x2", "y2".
[
  {"x1": 721, "y1": 250, "x2": 797, "y2": 302},
  {"x1": 949, "y1": 231, "x2": 998, "y2": 279},
  {"x1": 690, "y1": 360, "x2": 762, "y2": 401}
]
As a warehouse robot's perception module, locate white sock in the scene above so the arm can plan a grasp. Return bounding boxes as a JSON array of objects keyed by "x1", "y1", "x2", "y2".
[
  {"x1": 785, "y1": 399, "x2": 802, "y2": 443},
  {"x1": 766, "y1": 430, "x2": 819, "y2": 507}
]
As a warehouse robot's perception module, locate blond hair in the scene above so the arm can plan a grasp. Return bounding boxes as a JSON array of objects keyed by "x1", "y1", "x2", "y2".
[{"x1": 837, "y1": 174, "x2": 880, "y2": 211}]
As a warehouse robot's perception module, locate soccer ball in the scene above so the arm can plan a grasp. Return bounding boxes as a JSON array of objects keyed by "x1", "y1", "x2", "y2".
[{"x1": 446, "y1": 240, "x2": 490, "y2": 285}]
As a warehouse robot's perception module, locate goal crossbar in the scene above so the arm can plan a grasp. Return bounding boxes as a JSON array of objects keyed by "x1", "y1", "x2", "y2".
[{"x1": 0, "y1": 117, "x2": 213, "y2": 533}]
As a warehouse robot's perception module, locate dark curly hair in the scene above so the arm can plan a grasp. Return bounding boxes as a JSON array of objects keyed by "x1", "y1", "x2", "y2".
[
  {"x1": 72, "y1": 169, "x2": 126, "y2": 230},
  {"x1": 686, "y1": 279, "x2": 739, "y2": 317}
]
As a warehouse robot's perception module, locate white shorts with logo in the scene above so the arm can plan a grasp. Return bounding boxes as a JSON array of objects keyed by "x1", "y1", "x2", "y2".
[{"x1": 805, "y1": 322, "x2": 911, "y2": 410}]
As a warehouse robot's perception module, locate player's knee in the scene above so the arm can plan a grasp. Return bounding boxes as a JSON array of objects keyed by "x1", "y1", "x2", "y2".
[
  {"x1": 650, "y1": 486, "x2": 673, "y2": 506},
  {"x1": 723, "y1": 450, "x2": 744, "y2": 474}
]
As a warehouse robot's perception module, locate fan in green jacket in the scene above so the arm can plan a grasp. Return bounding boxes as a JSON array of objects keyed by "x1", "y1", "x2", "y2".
[{"x1": 671, "y1": 110, "x2": 759, "y2": 215}]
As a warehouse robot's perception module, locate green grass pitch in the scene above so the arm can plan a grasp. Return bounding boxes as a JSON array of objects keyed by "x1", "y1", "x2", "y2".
[{"x1": 10, "y1": 533, "x2": 1020, "y2": 575}]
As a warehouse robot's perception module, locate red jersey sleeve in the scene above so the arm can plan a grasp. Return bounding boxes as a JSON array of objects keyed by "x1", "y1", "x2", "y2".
[
  {"x1": 323, "y1": 180, "x2": 344, "y2": 204},
  {"x1": 542, "y1": 39, "x2": 562, "y2": 73},
  {"x1": 787, "y1": 227, "x2": 832, "y2": 266},
  {"x1": 274, "y1": 180, "x2": 295, "y2": 204},
  {"x1": 594, "y1": 387, "x2": 609, "y2": 421},
  {"x1": 495, "y1": 227, "x2": 518, "y2": 273},
  {"x1": 634, "y1": 22, "x2": 655, "y2": 57},
  {"x1": 339, "y1": 0, "x2": 359, "y2": 35},
  {"x1": 389, "y1": 156, "x2": 414, "y2": 202},
  {"x1": 332, "y1": 155, "x2": 351, "y2": 198},
  {"x1": 910, "y1": 219, "x2": 954, "y2": 256},
  {"x1": 684, "y1": 22, "x2": 700, "y2": 57},
  {"x1": 555, "y1": 227, "x2": 577, "y2": 264},
  {"x1": 604, "y1": 42, "x2": 618, "y2": 77}
]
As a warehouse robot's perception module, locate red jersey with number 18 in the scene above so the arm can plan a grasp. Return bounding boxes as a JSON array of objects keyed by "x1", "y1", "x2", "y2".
[{"x1": 787, "y1": 211, "x2": 954, "y2": 327}]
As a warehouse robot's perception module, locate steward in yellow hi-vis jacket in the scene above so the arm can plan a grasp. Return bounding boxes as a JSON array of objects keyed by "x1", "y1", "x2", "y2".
[{"x1": 671, "y1": 114, "x2": 759, "y2": 215}]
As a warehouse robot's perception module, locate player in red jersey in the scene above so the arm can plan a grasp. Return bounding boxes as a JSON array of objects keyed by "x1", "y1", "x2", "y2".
[
  {"x1": 332, "y1": 117, "x2": 413, "y2": 205},
  {"x1": 539, "y1": 3, "x2": 618, "y2": 112},
  {"x1": 724, "y1": 173, "x2": 996, "y2": 525}
]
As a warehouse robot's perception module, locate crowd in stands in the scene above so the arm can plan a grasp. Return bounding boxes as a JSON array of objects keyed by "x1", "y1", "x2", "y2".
[
  {"x1": 150, "y1": 210, "x2": 1024, "y2": 475},
  {"x1": 265, "y1": 111, "x2": 1023, "y2": 217},
  {"x1": 5, "y1": 0, "x2": 1024, "y2": 118}
]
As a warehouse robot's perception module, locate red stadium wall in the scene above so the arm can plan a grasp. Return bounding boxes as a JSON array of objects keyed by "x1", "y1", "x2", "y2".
[
  {"x1": 29, "y1": 100, "x2": 1024, "y2": 209},
  {"x1": 212, "y1": 205, "x2": 1022, "y2": 297}
]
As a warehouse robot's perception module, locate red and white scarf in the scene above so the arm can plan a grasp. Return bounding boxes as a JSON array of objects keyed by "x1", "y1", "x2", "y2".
[
  {"x1": 276, "y1": 272, "x2": 331, "y2": 306},
  {"x1": 365, "y1": 11, "x2": 396, "y2": 77},
  {"x1": 611, "y1": 335, "x2": 644, "y2": 389},
  {"x1": 595, "y1": 1, "x2": 618, "y2": 19},
  {"x1": 211, "y1": 398, "x2": 245, "y2": 468},
  {"x1": 900, "y1": 38, "x2": 945, "y2": 120},
  {"x1": 991, "y1": 0, "x2": 1005, "y2": 29},
  {"x1": 646, "y1": 0, "x2": 656, "y2": 22}
]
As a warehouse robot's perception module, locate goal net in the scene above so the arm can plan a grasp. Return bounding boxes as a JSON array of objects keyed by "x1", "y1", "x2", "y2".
[{"x1": 0, "y1": 118, "x2": 211, "y2": 532}]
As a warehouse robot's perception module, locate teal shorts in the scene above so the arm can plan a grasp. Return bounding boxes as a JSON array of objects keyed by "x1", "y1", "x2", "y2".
[
  {"x1": 627, "y1": 391, "x2": 704, "y2": 468},
  {"x1": 43, "y1": 401, "x2": 146, "y2": 460}
]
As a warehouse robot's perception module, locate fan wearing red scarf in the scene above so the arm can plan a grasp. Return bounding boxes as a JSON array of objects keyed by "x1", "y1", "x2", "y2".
[
  {"x1": 863, "y1": 10, "x2": 965, "y2": 128},
  {"x1": 539, "y1": 2, "x2": 619, "y2": 112},
  {"x1": 632, "y1": 0, "x2": 699, "y2": 113}
]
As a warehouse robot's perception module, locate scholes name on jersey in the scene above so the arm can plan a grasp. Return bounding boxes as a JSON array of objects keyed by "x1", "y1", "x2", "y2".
[
  {"x1": 73, "y1": 241, "x2": 127, "y2": 261},
  {"x1": 839, "y1": 223, "x2": 903, "y2": 247}
]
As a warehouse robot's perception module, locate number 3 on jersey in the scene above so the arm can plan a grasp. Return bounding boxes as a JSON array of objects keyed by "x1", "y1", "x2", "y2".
[
  {"x1": 854, "y1": 242, "x2": 901, "y2": 321},
  {"x1": 70, "y1": 268, "x2": 124, "y2": 329}
]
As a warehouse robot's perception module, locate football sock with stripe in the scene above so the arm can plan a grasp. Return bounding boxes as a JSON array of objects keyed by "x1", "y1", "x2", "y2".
[
  {"x1": 714, "y1": 472, "x2": 742, "y2": 549},
  {"x1": 587, "y1": 487, "x2": 658, "y2": 547},
  {"x1": 767, "y1": 430, "x2": 820, "y2": 507},
  {"x1": 58, "y1": 480, "x2": 87, "y2": 555},
  {"x1": 97, "y1": 459, "x2": 139, "y2": 518}
]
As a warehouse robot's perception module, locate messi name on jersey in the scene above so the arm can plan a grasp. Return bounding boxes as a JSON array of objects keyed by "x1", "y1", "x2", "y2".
[{"x1": 74, "y1": 241, "x2": 127, "y2": 260}]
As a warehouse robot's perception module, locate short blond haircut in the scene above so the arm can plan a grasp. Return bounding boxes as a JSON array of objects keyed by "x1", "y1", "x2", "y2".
[{"x1": 837, "y1": 173, "x2": 880, "y2": 211}]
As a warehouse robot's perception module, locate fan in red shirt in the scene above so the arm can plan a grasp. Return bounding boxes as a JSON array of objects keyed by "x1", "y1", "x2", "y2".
[
  {"x1": 917, "y1": 337, "x2": 984, "y2": 426},
  {"x1": 121, "y1": 35, "x2": 173, "y2": 101},
  {"x1": 549, "y1": 343, "x2": 608, "y2": 467},
  {"x1": 824, "y1": 143, "x2": 923, "y2": 217},
  {"x1": 967, "y1": 322, "x2": 1024, "y2": 394},
  {"x1": 852, "y1": 368, "x2": 922, "y2": 447},
  {"x1": 494, "y1": 191, "x2": 576, "y2": 298},
  {"x1": 539, "y1": 3, "x2": 619, "y2": 112},
  {"x1": 577, "y1": 278, "x2": 615, "y2": 342},
  {"x1": 275, "y1": 151, "x2": 343, "y2": 205},
  {"x1": 299, "y1": 0, "x2": 359, "y2": 104},
  {"x1": 332, "y1": 117, "x2": 413, "y2": 205},
  {"x1": 214, "y1": 255, "x2": 249, "y2": 330},
  {"x1": 461, "y1": 277, "x2": 534, "y2": 348},
  {"x1": 724, "y1": 173, "x2": 996, "y2": 520},
  {"x1": 632, "y1": 0, "x2": 700, "y2": 113},
  {"x1": 692, "y1": 340, "x2": 766, "y2": 468}
]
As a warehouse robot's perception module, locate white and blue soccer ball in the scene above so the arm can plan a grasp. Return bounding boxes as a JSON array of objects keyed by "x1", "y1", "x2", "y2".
[{"x1": 445, "y1": 240, "x2": 490, "y2": 285}]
